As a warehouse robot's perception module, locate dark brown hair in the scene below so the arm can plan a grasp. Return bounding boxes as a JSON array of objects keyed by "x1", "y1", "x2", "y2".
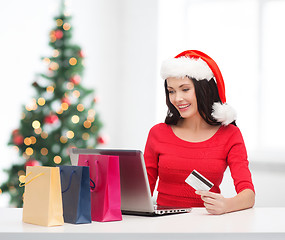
[{"x1": 164, "y1": 77, "x2": 236, "y2": 126}]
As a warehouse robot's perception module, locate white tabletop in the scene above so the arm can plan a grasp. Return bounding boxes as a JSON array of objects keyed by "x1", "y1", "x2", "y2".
[{"x1": 0, "y1": 207, "x2": 284, "y2": 240}]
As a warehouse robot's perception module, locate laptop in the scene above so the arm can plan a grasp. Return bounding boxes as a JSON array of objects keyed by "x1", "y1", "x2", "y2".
[{"x1": 69, "y1": 148, "x2": 192, "y2": 216}]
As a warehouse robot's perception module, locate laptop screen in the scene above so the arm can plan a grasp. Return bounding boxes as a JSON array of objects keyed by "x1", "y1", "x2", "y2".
[{"x1": 70, "y1": 148, "x2": 155, "y2": 212}]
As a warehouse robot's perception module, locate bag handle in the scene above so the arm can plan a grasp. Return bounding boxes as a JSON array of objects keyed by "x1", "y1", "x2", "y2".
[
  {"x1": 90, "y1": 178, "x2": 96, "y2": 191},
  {"x1": 19, "y1": 172, "x2": 45, "y2": 187},
  {"x1": 84, "y1": 159, "x2": 99, "y2": 192},
  {"x1": 60, "y1": 169, "x2": 76, "y2": 193}
]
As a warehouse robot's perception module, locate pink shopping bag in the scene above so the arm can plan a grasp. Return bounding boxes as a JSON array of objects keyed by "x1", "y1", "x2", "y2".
[{"x1": 78, "y1": 154, "x2": 122, "y2": 222}]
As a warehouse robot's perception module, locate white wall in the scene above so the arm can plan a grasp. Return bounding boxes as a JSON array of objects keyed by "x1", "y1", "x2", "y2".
[{"x1": 65, "y1": 0, "x2": 159, "y2": 150}]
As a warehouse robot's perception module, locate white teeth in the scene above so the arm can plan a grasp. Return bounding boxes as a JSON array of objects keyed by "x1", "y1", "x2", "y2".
[{"x1": 178, "y1": 104, "x2": 190, "y2": 109}]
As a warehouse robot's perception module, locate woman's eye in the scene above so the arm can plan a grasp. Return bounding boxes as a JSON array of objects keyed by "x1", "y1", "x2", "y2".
[
  {"x1": 168, "y1": 90, "x2": 174, "y2": 94},
  {"x1": 183, "y1": 88, "x2": 189, "y2": 92}
]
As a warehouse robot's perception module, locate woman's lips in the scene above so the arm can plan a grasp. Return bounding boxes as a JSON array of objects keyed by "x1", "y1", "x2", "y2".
[{"x1": 178, "y1": 104, "x2": 190, "y2": 111}]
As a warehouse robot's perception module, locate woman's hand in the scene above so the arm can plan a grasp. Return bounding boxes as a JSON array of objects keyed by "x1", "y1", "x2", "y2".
[
  {"x1": 196, "y1": 189, "x2": 255, "y2": 215},
  {"x1": 195, "y1": 191, "x2": 229, "y2": 215}
]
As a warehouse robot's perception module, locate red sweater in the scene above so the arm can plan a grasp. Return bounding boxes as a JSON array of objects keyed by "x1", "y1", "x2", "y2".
[{"x1": 144, "y1": 123, "x2": 255, "y2": 207}]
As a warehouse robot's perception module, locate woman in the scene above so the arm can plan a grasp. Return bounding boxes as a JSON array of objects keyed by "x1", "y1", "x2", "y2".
[{"x1": 144, "y1": 50, "x2": 255, "y2": 215}]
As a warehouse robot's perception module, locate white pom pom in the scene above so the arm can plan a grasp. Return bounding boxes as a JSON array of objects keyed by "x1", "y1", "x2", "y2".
[{"x1": 211, "y1": 102, "x2": 237, "y2": 126}]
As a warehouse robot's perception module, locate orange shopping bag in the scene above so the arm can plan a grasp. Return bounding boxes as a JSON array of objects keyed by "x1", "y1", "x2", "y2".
[{"x1": 22, "y1": 166, "x2": 64, "y2": 227}]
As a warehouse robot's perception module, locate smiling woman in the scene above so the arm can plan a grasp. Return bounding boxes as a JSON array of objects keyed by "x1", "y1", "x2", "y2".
[
  {"x1": 144, "y1": 50, "x2": 255, "y2": 215},
  {"x1": 166, "y1": 77, "x2": 198, "y2": 121}
]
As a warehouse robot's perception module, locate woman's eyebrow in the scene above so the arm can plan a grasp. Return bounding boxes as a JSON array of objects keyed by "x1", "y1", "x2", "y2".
[
  {"x1": 167, "y1": 84, "x2": 191, "y2": 89},
  {"x1": 179, "y1": 84, "x2": 191, "y2": 88}
]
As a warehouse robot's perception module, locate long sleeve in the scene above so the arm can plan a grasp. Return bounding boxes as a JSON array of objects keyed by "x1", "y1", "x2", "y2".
[
  {"x1": 226, "y1": 128, "x2": 255, "y2": 193},
  {"x1": 144, "y1": 127, "x2": 159, "y2": 195}
]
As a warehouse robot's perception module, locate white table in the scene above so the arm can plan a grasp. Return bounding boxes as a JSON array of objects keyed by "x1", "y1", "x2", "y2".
[{"x1": 0, "y1": 207, "x2": 284, "y2": 240}]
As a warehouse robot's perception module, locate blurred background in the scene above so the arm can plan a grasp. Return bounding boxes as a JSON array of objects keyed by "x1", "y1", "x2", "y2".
[{"x1": 1, "y1": 0, "x2": 285, "y2": 207}]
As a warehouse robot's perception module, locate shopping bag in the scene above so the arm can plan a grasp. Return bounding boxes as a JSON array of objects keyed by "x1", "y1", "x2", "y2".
[
  {"x1": 78, "y1": 154, "x2": 122, "y2": 222},
  {"x1": 59, "y1": 165, "x2": 91, "y2": 224},
  {"x1": 22, "y1": 166, "x2": 64, "y2": 227}
]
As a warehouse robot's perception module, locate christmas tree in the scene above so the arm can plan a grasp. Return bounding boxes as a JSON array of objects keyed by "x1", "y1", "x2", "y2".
[{"x1": 0, "y1": 4, "x2": 104, "y2": 207}]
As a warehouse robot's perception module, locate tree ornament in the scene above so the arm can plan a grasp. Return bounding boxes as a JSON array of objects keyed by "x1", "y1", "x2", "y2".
[
  {"x1": 12, "y1": 129, "x2": 24, "y2": 145},
  {"x1": 78, "y1": 50, "x2": 84, "y2": 58},
  {"x1": 70, "y1": 75, "x2": 81, "y2": 85},
  {"x1": 25, "y1": 159, "x2": 40, "y2": 167},
  {"x1": 97, "y1": 135, "x2": 107, "y2": 144},
  {"x1": 61, "y1": 97, "x2": 71, "y2": 105},
  {"x1": 50, "y1": 30, "x2": 56, "y2": 42},
  {"x1": 44, "y1": 114, "x2": 59, "y2": 124},
  {"x1": 55, "y1": 30, "x2": 63, "y2": 39},
  {"x1": 93, "y1": 96, "x2": 100, "y2": 103},
  {"x1": 13, "y1": 135, "x2": 24, "y2": 146}
]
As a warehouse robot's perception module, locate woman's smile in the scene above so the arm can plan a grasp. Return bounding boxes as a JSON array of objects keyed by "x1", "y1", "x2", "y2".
[
  {"x1": 177, "y1": 104, "x2": 191, "y2": 111},
  {"x1": 166, "y1": 76, "x2": 198, "y2": 120}
]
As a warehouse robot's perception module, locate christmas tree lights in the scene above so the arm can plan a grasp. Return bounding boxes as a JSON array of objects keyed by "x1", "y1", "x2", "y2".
[{"x1": 0, "y1": 3, "x2": 104, "y2": 207}]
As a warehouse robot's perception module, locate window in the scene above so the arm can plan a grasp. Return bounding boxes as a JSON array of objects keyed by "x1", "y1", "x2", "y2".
[{"x1": 157, "y1": 0, "x2": 285, "y2": 162}]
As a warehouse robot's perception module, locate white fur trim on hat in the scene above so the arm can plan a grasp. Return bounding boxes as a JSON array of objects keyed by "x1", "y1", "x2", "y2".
[
  {"x1": 160, "y1": 56, "x2": 214, "y2": 80},
  {"x1": 211, "y1": 102, "x2": 237, "y2": 126}
]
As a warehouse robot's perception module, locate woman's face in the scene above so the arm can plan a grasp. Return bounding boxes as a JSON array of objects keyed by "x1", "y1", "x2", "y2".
[{"x1": 166, "y1": 76, "x2": 199, "y2": 119}]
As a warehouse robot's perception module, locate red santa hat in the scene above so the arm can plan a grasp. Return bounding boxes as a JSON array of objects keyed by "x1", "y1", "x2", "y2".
[{"x1": 160, "y1": 50, "x2": 236, "y2": 125}]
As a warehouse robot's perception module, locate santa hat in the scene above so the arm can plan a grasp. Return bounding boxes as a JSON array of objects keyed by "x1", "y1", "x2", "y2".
[{"x1": 160, "y1": 50, "x2": 236, "y2": 125}]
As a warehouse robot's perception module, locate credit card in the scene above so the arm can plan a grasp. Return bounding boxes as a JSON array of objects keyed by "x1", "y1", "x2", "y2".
[{"x1": 185, "y1": 170, "x2": 213, "y2": 191}]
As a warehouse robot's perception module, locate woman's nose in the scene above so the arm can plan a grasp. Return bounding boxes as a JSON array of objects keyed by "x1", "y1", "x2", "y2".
[{"x1": 175, "y1": 92, "x2": 183, "y2": 102}]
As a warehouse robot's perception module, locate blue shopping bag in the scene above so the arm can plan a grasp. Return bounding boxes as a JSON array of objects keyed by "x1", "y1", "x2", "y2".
[{"x1": 59, "y1": 165, "x2": 92, "y2": 224}]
